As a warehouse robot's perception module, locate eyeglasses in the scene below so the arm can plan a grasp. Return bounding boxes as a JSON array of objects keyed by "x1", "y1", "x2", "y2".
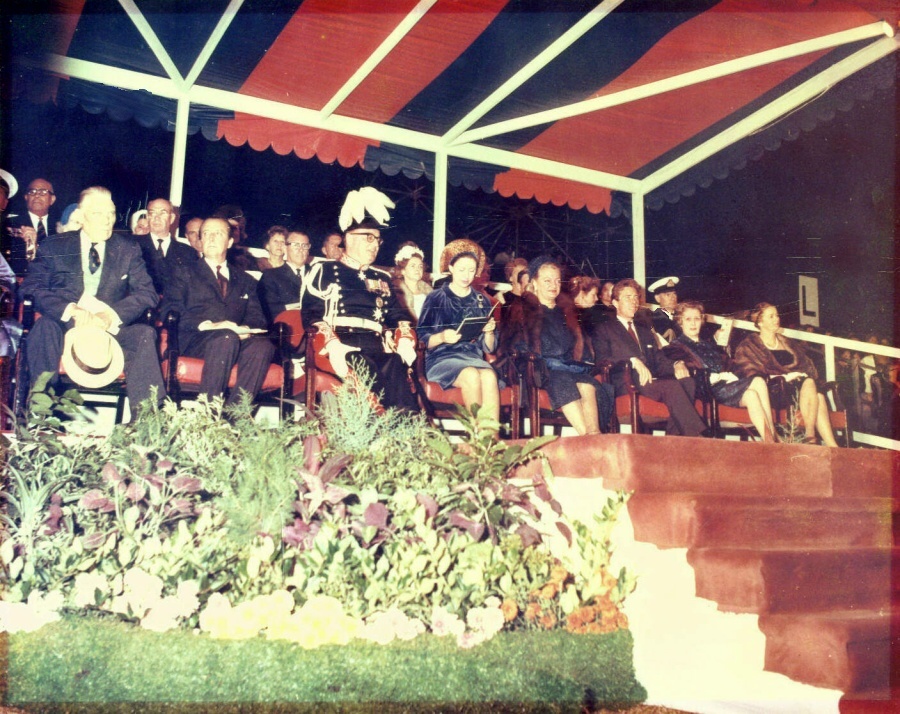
[
  {"x1": 286, "y1": 242, "x2": 310, "y2": 250},
  {"x1": 26, "y1": 188, "x2": 54, "y2": 196},
  {"x1": 347, "y1": 231, "x2": 383, "y2": 246}
]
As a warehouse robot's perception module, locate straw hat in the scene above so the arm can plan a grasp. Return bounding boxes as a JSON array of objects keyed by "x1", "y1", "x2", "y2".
[{"x1": 60, "y1": 326, "x2": 125, "y2": 388}]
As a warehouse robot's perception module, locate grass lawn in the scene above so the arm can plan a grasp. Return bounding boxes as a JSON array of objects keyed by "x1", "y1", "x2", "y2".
[{"x1": 2, "y1": 617, "x2": 646, "y2": 712}]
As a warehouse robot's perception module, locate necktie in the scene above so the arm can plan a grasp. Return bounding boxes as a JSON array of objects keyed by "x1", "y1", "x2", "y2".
[
  {"x1": 216, "y1": 265, "x2": 228, "y2": 297},
  {"x1": 89, "y1": 243, "x2": 101, "y2": 274},
  {"x1": 36, "y1": 219, "x2": 47, "y2": 242},
  {"x1": 156, "y1": 239, "x2": 164, "y2": 256},
  {"x1": 627, "y1": 321, "x2": 642, "y2": 353}
]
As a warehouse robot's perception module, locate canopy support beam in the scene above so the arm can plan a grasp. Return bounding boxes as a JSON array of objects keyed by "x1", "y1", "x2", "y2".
[
  {"x1": 118, "y1": 0, "x2": 186, "y2": 90},
  {"x1": 320, "y1": 0, "x2": 438, "y2": 119},
  {"x1": 641, "y1": 34, "x2": 899, "y2": 194},
  {"x1": 169, "y1": 96, "x2": 190, "y2": 210},
  {"x1": 185, "y1": 0, "x2": 245, "y2": 88},
  {"x1": 454, "y1": 22, "x2": 893, "y2": 146},
  {"x1": 441, "y1": 0, "x2": 625, "y2": 144},
  {"x1": 631, "y1": 193, "x2": 645, "y2": 288},
  {"x1": 432, "y1": 151, "x2": 448, "y2": 275}
]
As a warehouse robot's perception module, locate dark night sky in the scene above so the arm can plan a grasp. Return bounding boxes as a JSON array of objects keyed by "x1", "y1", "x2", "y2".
[{"x1": 4, "y1": 81, "x2": 896, "y2": 340}]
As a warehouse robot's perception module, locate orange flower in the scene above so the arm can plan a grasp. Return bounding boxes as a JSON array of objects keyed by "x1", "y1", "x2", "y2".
[
  {"x1": 549, "y1": 565, "x2": 569, "y2": 585},
  {"x1": 524, "y1": 602, "x2": 542, "y2": 622},
  {"x1": 500, "y1": 599, "x2": 518, "y2": 622},
  {"x1": 539, "y1": 612, "x2": 557, "y2": 630},
  {"x1": 539, "y1": 583, "x2": 558, "y2": 600}
]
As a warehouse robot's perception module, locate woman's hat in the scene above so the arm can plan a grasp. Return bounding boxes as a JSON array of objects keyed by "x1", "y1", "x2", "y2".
[
  {"x1": 60, "y1": 326, "x2": 125, "y2": 388},
  {"x1": 439, "y1": 238, "x2": 486, "y2": 274}
]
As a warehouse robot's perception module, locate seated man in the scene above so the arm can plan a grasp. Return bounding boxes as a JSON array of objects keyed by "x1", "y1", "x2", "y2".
[
  {"x1": 648, "y1": 276, "x2": 680, "y2": 342},
  {"x1": 163, "y1": 217, "x2": 275, "y2": 405},
  {"x1": 136, "y1": 197, "x2": 198, "y2": 296},
  {"x1": 302, "y1": 188, "x2": 417, "y2": 411},
  {"x1": 591, "y1": 278, "x2": 707, "y2": 437},
  {"x1": 21, "y1": 186, "x2": 165, "y2": 413},
  {"x1": 258, "y1": 229, "x2": 311, "y2": 324}
]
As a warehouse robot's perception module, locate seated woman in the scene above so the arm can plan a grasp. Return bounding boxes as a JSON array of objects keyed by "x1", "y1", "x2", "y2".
[
  {"x1": 393, "y1": 242, "x2": 432, "y2": 323},
  {"x1": 664, "y1": 301, "x2": 777, "y2": 443},
  {"x1": 130, "y1": 209, "x2": 149, "y2": 236},
  {"x1": 417, "y1": 240, "x2": 499, "y2": 422},
  {"x1": 569, "y1": 275, "x2": 615, "y2": 359},
  {"x1": 257, "y1": 225, "x2": 287, "y2": 271},
  {"x1": 733, "y1": 302, "x2": 839, "y2": 447},
  {"x1": 501, "y1": 257, "x2": 607, "y2": 436}
]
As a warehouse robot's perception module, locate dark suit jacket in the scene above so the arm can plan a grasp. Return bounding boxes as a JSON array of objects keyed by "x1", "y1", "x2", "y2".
[
  {"x1": 163, "y1": 259, "x2": 268, "y2": 351},
  {"x1": 21, "y1": 231, "x2": 159, "y2": 325},
  {"x1": 591, "y1": 317, "x2": 677, "y2": 392},
  {"x1": 137, "y1": 235, "x2": 198, "y2": 295},
  {"x1": 258, "y1": 263, "x2": 305, "y2": 323},
  {"x1": 3, "y1": 212, "x2": 55, "y2": 276}
]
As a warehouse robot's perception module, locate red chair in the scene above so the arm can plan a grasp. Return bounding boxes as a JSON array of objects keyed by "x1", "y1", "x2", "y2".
[
  {"x1": 414, "y1": 342, "x2": 521, "y2": 439},
  {"x1": 161, "y1": 311, "x2": 292, "y2": 420},
  {"x1": 271, "y1": 310, "x2": 342, "y2": 414},
  {"x1": 613, "y1": 362, "x2": 708, "y2": 435}
]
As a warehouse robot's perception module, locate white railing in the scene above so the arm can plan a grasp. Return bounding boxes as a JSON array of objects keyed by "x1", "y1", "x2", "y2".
[{"x1": 706, "y1": 314, "x2": 899, "y2": 451}]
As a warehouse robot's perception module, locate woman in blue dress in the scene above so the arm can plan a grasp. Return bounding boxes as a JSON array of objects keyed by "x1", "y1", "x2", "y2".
[
  {"x1": 417, "y1": 239, "x2": 499, "y2": 422},
  {"x1": 664, "y1": 301, "x2": 777, "y2": 443}
]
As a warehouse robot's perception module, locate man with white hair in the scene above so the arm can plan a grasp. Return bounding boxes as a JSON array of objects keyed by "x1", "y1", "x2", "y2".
[{"x1": 21, "y1": 186, "x2": 165, "y2": 412}]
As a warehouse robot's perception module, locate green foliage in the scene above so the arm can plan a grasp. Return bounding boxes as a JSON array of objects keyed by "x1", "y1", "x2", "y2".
[
  {"x1": 1, "y1": 377, "x2": 634, "y2": 643},
  {"x1": 317, "y1": 365, "x2": 428, "y2": 456},
  {"x1": 23, "y1": 371, "x2": 88, "y2": 436}
]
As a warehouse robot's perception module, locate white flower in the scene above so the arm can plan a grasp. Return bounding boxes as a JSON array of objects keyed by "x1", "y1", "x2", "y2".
[
  {"x1": 72, "y1": 572, "x2": 109, "y2": 608},
  {"x1": 0, "y1": 595, "x2": 61, "y2": 634},
  {"x1": 122, "y1": 567, "x2": 164, "y2": 617},
  {"x1": 430, "y1": 606, "x2": 465, "y2": 638},
  {"x1": 466, "y1": 606, "x2": 505, "y2": 638}
]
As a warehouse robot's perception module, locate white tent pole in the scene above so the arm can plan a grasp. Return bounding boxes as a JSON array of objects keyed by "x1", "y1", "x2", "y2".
[
  {"x1": 632, "y1": 193, "x2": 646, "y2": 289},
  {"x1": 320, "y1": 0, "x2": 437, "y2": 119},
  {"x1": 169, "y1": 96, "x2": 190, "y2": 210},
  {"x1": 453, "y1": 22, "x2": 892, "y2": 146},
  {"x1": 432, "y1": 151, "x2": 448, "y2": 275}
]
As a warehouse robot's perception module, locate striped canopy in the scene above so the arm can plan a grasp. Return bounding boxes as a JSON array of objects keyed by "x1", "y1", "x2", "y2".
[{"x1": 11, "y1": 0, "x2": 897, "y2": 221}]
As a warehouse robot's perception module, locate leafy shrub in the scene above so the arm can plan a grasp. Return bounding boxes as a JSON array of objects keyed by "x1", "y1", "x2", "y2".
[{"x1": 1, "y1": 378, "x2": 634, "y2": 644}]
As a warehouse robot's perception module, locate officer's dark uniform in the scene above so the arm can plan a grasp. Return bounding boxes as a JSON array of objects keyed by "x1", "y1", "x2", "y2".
[{"x1": 302, "y1": 257, "x2": 418, "y2": 411}]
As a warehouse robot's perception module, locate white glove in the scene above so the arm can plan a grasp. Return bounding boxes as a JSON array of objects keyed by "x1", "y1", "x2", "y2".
[
  {"x1": 784, "y1": 371, "x2": 808, "y2": 383},
  {"x1": 396, "y1": 336, "x2": 416, "y2": 366},
  {"x1": 321, "y1": 338, "x2": 359, "y2": 379},
  {"x1": 710, "y1": 371, "x2": 739, "y2": 385}
]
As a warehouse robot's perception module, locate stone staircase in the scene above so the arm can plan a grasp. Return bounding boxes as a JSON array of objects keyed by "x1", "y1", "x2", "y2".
[{"x1": 527, "y1": 434, "x2": 896, "y2": 710}]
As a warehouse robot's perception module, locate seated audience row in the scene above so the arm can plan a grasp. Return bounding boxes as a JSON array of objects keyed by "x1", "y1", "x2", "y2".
[{"x1": 5, "y1": 179, "x2": 866, "y2": 445}]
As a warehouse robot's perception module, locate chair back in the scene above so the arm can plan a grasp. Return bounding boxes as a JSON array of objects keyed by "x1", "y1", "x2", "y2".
[{"x1": 273, "y1": 309, "x2": 304, "y2": 350}]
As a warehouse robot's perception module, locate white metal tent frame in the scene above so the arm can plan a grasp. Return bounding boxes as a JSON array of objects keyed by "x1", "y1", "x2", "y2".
[{"x1": 26, "y1": 0, "x2": 899, "y2": 279}]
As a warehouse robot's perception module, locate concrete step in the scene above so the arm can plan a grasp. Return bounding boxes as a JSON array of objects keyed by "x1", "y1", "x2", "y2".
[
  {"x1": 758, "y1": 609, "x2": 897, "y2": 694},
  {"x1": 530, "y1": 433, "x2": 895, "y2": 499},
  {"x1": 687, "y1": 547, "x2": 896, "y2": 614},
  {"x1": 627, "y1": 493, "x2": 895, "y2": 549}
]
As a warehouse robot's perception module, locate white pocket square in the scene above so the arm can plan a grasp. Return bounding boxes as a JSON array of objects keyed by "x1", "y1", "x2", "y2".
[
  {"x1": 121, "y1": 274, "x2": 128, "y2": 280},
  {"x1": 241, "y1": 293, "x2": 249, "y2": 299}
]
